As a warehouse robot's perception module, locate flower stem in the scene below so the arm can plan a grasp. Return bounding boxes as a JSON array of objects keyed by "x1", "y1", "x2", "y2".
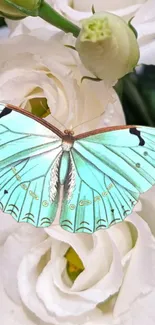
[{"x1": 39, "y1": 1, "x2": 80, "y2": 37}]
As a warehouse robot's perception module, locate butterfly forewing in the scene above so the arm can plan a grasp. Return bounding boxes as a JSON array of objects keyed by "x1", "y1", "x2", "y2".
[{"x1": 0, "y1": 103, "x2": 62, "y2": 227}]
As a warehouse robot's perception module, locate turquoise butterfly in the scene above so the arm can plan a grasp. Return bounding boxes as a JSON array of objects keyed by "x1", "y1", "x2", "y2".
[{"x1": 0, "y1": 102, "x2": 155, "y2": 233}]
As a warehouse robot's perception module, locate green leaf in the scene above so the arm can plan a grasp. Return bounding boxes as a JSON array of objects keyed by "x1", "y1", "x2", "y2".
[
  {"x1": 115, "y1": 66, "x2": 155, "y2": 126},
  {"x1": 0, "y1": 17, "x2": 6, "y2": 26}
]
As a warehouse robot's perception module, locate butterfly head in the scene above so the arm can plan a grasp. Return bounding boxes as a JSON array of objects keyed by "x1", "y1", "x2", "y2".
[
  {"x1": 63, "y1": 129, "x2": 75, "y2": 148},
  {"x1": 64, "y1": 129, "x2": 74, "y2": 136}
]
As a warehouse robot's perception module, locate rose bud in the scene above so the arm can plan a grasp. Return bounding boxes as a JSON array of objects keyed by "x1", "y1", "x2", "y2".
[{"x1": 76, "y1": 12, "x2": 140, "y2": 81}]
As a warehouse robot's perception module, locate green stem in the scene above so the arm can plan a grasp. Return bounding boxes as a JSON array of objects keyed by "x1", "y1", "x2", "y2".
[{"x1": 39, "y1": 1, "x2": 80, "y2": 37}]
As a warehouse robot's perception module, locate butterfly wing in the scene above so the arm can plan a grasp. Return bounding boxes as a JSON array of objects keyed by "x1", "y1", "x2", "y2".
[
  {"x1": 0, "y1": 104, "x2": 62, "y2": 226},
  {"x1": 60, "y1": 126, "x2": 155, "y2": 233}
]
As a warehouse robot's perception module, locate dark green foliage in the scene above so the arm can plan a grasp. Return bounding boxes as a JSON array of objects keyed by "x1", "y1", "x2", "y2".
[
  {"x1": 115, "y1": 65, "x2": 155, "y2": 126},
  {"x1": 0, "y1": 17, "x2": 6, "y2": 27}
]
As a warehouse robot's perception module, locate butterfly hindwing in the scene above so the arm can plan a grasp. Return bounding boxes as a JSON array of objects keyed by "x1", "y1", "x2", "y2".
[
  {"x1": 0, "y1": 104, "x2": 62, "y2": 226},
  {"x1": 60, "y1": 126, "x2": 155, "y2": 233},
  {"x1": 60, "y1": 150, "x2": 139, "y2": 233}
]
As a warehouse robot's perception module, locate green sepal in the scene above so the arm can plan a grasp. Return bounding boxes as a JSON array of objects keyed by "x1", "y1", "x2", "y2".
[
  {"x1": 81, "y1": 76, "x2": 102, "y2": 83},
  {"x1": 128, "y1": 17, "x2": 138, "y2": 39},
  {"x1": 64, "y1": 45, "x2": 77, "y2": 51},
  {"x1": 4, "y1": 0, "x2": 42, "y2": 16},
  {"x1": 91, "y1": 5, "x2": 95, "y2": 14},
  {"x1": 0, "y1": 10, "x2": 25, "y2": 19}
]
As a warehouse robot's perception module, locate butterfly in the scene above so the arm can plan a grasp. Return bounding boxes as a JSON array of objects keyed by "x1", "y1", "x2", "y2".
[{"x1": 0, "y1": 102, "x2": 155, "y2": 233}]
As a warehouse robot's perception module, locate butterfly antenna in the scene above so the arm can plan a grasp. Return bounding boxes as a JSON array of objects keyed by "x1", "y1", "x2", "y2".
[
  {"x1": 40, "y1": 101, "x2": 67, "y2": 130},
  {"x1": 72, "y1": 111, "x2": 105, "y2": 131}
]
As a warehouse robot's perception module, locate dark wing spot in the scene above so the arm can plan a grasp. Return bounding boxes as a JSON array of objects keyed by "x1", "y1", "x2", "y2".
[
  {"x1": 123, "y1": 210, "x2": 130, "y2": 216},
  {"x1": 130, "y1": 199, "x2": 136, "y2": 206},
  {"x1": 22, "y1": 216, "x2": 35, "y2": 223},
  {"x1": 40, "y1": 221, "x2": 51, "y2": 227},
  {"x1": 8, "y1": 204, "x2": 19, "y2": 211},
  {"x1": 6, "y1": 209, "x2": 18, "y2": 218},
  {"x1": 97, "y1": 218, "x2": 106, "y2": 224},
  {"x1": 75, "y1": 226, "x2": 92, "y2": 232},
  {"x1": 4, "y1": 190, "x2": 8, "y2": 195},
  {"x1": 61, "y1": 219, "x2": 73, "y2": 225},
  {"x1": 129, "y1": 128, "x2": 145, "y2": 146},
  {"x1": 25, "y1": 213, "x2": 35, "y2": 218},
  {"x1": 40, "y1": 217, "x2": 51, "y2": 222},
  {"x1": 0, "y1": 202, "x2": 4, "y2": 210},
  {"x1": 96, "y1": 224, "x2": 106, "y2": 230},
  {"x1": 110, "y1": 218, "x2": 121, "y2": 225},
  {"x1": 61, "y1": 224, "x2": 74, "y2": 231},
  {"x1": 80, "y1": 221, "x2": 90, "y2": 225},
  {"x1": 0, "y1": 107, "x2": 12, "y2": 119}
]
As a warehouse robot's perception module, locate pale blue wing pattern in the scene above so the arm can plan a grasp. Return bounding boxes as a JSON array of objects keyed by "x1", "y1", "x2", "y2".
[
  {"x1": 60, "y1": 126, "x2": 155, "y2": 233},
  {"x1": 0, "y1": 104, "x2": 62, "y2": 226}
]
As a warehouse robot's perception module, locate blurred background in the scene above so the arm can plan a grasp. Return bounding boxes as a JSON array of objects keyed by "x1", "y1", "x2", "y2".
[{"x1": 0, "y1": 17, "x2": 155, "y2": 127}]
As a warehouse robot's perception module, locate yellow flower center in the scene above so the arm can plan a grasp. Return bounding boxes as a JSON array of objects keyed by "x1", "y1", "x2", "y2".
[
  {"x1": 81, "y1": 17, "x2": 112, "y2": 42},
  {"x1": 26, "y1": 96, "x2": 50, "y2": 118},
  {"x1": 65, "y1": 247, "x2": 85, "y2": 282}
]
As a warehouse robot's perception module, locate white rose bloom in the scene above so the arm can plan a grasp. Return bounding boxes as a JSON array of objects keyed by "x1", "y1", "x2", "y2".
[
  {"x1": 6, "y1": 16, "x2": 58, "y2": 37},
  {"x1": 0, "y1": 30, "x2": 125, "y2": 133},
  {"x1": 51, "y1": 0, "x2": 155, "y2": 65},
  {"x1": 1, "y1": 188, "x2": 155, "y2": 325}
]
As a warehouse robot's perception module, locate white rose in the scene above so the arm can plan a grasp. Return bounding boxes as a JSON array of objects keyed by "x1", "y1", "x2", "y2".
[
  {"x1": 51, "y1": 0, "x2": 155, "y2": 65},
  {"x1": 0, "y1": 30, "x2": 125, "y2": 133},
  {"x1": 6, "y1": 16, "x2": 58, "y2": 36},
  {"x1": 51, "y1": 0, "x2": 151, "y2": 21},
  {"x1": 1, "y1": 188, "x2": 155, "y2": 325}
]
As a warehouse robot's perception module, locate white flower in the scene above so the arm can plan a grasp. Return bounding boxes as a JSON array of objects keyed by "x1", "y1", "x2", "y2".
[
  {"x1": 1, "y1": 188, "x2": 155, "y2": 325},
  {"x1": 51, "y1": 0, "x2": 155, "y2": 65},
  {"x1": 6, "y1": 15, "x2": 58, "y2": 37},
  {"x1": 0, "y1": 30, "x2": 125, "y2": 133}
]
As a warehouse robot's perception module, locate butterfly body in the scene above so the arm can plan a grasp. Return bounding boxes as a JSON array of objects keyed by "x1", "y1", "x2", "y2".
[
  {"x1": 59, "y1": 150, "x2": 70, "y2": 185},
  {"x1": 1, "y1": 103, "x2": 155, "y2": 233}
]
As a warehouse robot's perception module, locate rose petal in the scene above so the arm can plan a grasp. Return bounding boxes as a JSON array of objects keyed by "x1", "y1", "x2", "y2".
[
  {"x1": 0, "y1": 257, "x2": 38, "y2": 325},
  {"x1": 1, "y1": 224, "x2": 46, "y2": 303},
  {"x1": 132, "y1": 0, "x2": 155, "y2": 25},
  {"x1": 107, "y1": 222, "x2": 133, "y2": 258},
  {"x1": 18, "y1": 236, "x2": 102, "y2": 324},
  {"x1": 52, "y1": 0, "x2": 142, "y2": 22},
  {"x1": 0, "y1": 211, "x2": 18, "y2": 245},
  {"x1": 139, "y1": 186, "x2": 155, "y2": 236},
  {"x1": 138, "y1": 38, "x2": 155, "y2": 65},
  {"x1": 40, "y1": 226, "x2": 123, "y2": 316},
  {"x1": 8, "y1": 16, "x2": 58, "y2": 37},
  {"x1": 17, "y1": 238, "x2": 58, "y2": 324},
  {"x1": 113, "y1": 212, "x2": 155, "y2": 317},
  {"x1": 116, "y1": 290, "x2": 155, "y2": 325}
]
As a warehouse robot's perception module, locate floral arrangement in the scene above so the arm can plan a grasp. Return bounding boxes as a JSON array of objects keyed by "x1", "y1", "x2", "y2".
[{"x1": 0, "y1": 1, "x2": 155, "y2": 325}]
